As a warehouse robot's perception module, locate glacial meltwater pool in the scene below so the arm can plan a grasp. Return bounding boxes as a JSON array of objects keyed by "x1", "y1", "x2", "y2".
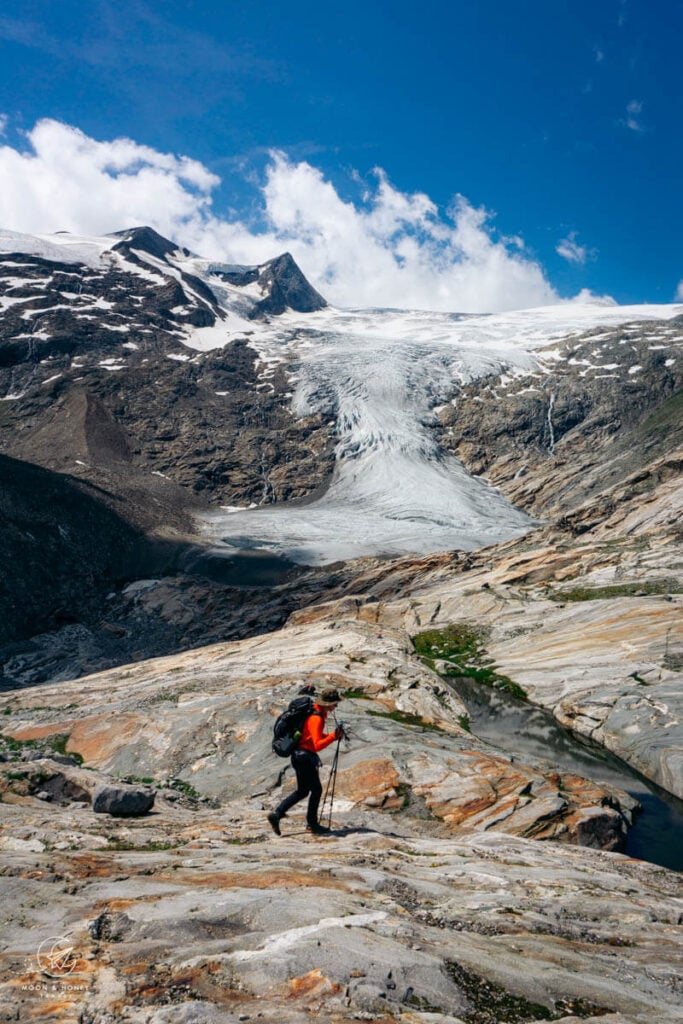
[{"x1": 447, "y1": 675, "x2": 683, "y2": 872}]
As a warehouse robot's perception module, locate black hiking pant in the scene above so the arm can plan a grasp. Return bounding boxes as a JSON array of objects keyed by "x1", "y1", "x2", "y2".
[{"x1": 275, "y1": 749, "x2": 322, "y2": 826}]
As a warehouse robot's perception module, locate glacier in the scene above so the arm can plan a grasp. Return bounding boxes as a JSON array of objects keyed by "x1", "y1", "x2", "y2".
[{"x1": 196, "y1": 302, "x2": 683, "y2": 565}]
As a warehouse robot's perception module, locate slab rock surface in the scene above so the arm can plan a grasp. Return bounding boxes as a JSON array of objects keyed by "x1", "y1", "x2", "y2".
[
  {"x1": 1, "y1": 617, "x2": 637, "y2": 848},
  {"x1": 2, "y1": 615, "x2": 679, "y2": 1022},
  {"x1": 0, "y1": 790, "x2": 681, "y2": 1024}
]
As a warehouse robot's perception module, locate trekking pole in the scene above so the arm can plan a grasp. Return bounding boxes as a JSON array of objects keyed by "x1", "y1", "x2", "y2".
[
  {"x1": 320, "y1": 735, "x2": 341, "y2": 828},
  {"x1": 320, "y1": 716, "x2": 348, "y2": 828}
]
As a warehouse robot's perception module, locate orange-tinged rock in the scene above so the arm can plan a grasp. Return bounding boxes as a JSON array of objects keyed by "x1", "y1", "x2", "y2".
[
  {"x1": 69, "y1": 854, "x2": 119, "y2": 879},
  {"x1": 66, "y1": 713, "x2": 151, "y2": 765},
  {"x1": 357, "y1": 602, "x2": 382, "y2": 623},
  {"x1": 5, "y1": 720, "x2": 76, "y2": 742},
  {"x1": 288, "y1": 968, "x2": 343, "y2": 999},
  {"x1": 438, "y1": 797, "x2": 497, "y2": 824},
  {"x1": 162, "y1": 869, "x2": 349, "y2": 891},
  {"x1": 122, "y1": 962, "x2": 157, "y2": 976},
  {"x1": 93, "y1": 896, "x2": 158, "y2": 912},
  {"x1": 29, "y1": 999, "x2": 81, "y2": 1017},
  {"x1": 1, "y1": 792, "x2": 34, "y2": 805},
  {"x1": 335, "y1": 758, "x2": 400, "y2": 803}
]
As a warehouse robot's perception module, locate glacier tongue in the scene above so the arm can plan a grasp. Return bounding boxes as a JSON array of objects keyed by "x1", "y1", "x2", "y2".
[
  {"x1": 200, "y1": 303, "x2": 682, "y2": 566},
  {"x1": 203, "y1": 310, "x2": 539, "y2": 564}
]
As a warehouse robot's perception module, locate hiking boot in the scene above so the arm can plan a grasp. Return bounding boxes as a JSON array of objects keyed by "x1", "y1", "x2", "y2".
[
  {"x1": 306, "y1": 822, "x2": 332, "y2": 835},
  {"x1": 267, "y1": 811, "x2": 281, "y2": 836}
]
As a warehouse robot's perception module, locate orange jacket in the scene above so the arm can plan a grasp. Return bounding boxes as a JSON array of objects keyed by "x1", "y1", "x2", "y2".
[{"x1": 298, "y1": 704, "x2": 337, "y2": 753}]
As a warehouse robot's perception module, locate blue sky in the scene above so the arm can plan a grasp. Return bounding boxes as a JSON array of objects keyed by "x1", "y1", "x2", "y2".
[{"x1": 0, "y1": 0, "x2": 681, "y2": 310}]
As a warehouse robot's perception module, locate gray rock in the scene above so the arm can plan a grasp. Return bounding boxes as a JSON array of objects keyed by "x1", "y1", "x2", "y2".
[
  {"x1": 250, "y1": 252, "x2": 327, "y2": 317},
  {"x1": 92, "y1": 784, "x2": 155, "y2": 817},
  {"x1": 439, "y1": 319, "x2": 683, "y2": 521},
  {"x1": 22, "y1": 749, "x2": 80, "y2": 766}
]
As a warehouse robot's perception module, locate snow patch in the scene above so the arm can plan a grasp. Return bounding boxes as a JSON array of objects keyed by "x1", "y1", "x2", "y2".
[{"x1": 0, "y1": 228, "x2": 112, "y2": 268}]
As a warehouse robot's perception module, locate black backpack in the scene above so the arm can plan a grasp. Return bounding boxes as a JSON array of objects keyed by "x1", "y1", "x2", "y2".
[{"x1": 272, "y1": 696, "x2": 321, "y2": 758}]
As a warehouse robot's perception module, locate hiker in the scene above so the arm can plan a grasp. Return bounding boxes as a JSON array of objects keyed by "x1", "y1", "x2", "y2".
[{"x1": 268, "y1": 687, "x2": 344, "y2": 836}]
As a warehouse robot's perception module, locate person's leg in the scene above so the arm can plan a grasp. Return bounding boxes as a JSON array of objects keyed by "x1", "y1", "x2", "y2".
[
  {"x1": 275, "y1": 755, "x2": 312, "y2": 818},
  {"x1": 306, "y1": 768, "x2": 323, "y2": 827}
]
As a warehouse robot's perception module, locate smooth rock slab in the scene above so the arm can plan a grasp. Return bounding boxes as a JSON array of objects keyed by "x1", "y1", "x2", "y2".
[{"x1": 92, "y1": 784, "x2": 155, "y2": 817}]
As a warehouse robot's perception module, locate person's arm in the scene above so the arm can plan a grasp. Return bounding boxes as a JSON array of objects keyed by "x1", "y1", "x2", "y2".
[{"x1": 306, "y1": 713, "x2": 338, "y2": 752}]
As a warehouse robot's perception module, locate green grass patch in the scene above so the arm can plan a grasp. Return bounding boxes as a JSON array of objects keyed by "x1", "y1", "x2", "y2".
[
  {"x1": 548, "y1": 578, "x2": 681, "y2": 602},
  {"x1": 106, "y1": 838, "x2": 177, "y2": 852},
  {"x1": 167, "y1": 778, "x2": 201, "y2": 801},
  {"x1": 119, "y1": 775, "x2": 203, "y2": 802},
  {"x1": 0, "y1": 735, "x2": 40, "y2": 752},
  {"x1": 50, "y1": 733, "x2": 84, "y2": 764},
  {"x1": 412, "y1": 623, "x2": 526, "y2": 698},
  {"x1": 367, "y1": 709, "x2": 444, "y2": 732},
  {"x1": 0, "y1": 731, "x2": 84, "y2": 765},
  {"x1": 342, "y1": 688, "x2": 372, "y2": 700},
  {"x1": 445, "y1": 961, "x2": 553, "y2": 1022}
]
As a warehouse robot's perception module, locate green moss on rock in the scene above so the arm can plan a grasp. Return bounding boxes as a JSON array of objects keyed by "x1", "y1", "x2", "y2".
[
  {"x1": 412, "y1": 623, "x2": 526, "y2": 698},
  {"x1": 548, "y1": 578, "x2": 681, "y2": 601}
]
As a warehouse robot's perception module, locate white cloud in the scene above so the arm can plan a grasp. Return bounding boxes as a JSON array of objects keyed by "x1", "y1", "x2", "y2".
[
  {"x1": 0, "y1": 118, "x2": 218, "y2": 240},
  {"x1": 556, "y1": 231, "x2": 592, "y2": 265},
  {"x1": 624, "y1": 99, "x2": 644, "y2": 132},
  {"x1": 0, "y1": 114, "x2": 7, "y2": 137},
  {"x1": 567, "y1": 288, "x2": 616, "y2": 307},
  {"x1": 675, "y1": 281, "x2": 683, "y2": 301},
  {"x1": 0, "y1": 117, "x2": 570, "y2": 313}
]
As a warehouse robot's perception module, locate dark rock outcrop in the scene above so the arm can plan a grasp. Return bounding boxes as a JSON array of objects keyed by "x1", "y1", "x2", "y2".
[
  {"x1": 251, "y1": 252, "x2": 327, "y2": 316},
  {"x1": 438, "y1": 318, "x2": 683, "y2": 521},
  {"x1": 92, "y1": 784, "x2": 155, "y2": 817},
  {"x1": 0, "y1": 453, "x2": 178, "y2": 649},
  {"x1": 111, "y1": 225, "x2": 181, "y2": 262}
]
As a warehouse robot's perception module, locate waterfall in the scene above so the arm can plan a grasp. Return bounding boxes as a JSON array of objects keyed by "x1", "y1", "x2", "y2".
[{"x1": 547, "y1": 389, "x2": 557, "y2": 456}]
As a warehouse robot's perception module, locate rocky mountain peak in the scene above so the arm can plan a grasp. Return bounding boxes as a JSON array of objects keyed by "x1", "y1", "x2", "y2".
[
  {"x1": 110, "y1": 225, "x2": 182, "y2": 261},
  {"x1": 254, "y1": 250, "x2": 328, "y2": 316}
]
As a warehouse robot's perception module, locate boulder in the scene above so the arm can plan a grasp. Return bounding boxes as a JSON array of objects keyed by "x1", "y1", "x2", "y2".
[{"x1": 92, "y1": 784, "x2": 155, "y2": 817}]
